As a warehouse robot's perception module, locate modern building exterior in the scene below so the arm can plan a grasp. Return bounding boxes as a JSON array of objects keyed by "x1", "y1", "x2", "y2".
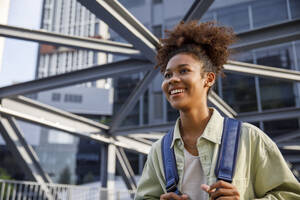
[
  {"x1": 31, "y1": 0, "x2": 113, "y2": 183},
  {"x1": 112, "y1": 0, "x2": 300, "y2": 176},
  {"x1": 0, "y1": 0, "x2": 10, "y2": 72}
]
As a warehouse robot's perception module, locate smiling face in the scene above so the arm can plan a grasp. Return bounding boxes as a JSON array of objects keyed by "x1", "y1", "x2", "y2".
[{"x1": 161, "y1": 53, "x2": 215, "y2": 111}]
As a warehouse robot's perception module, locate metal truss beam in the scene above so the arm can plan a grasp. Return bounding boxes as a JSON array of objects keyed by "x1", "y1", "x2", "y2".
[
  {"x1": 77, "y1": 0, "x2": 158, "y2": 62},
  {"x1": 208, "y1": 91, "x2": 237, "y2": 118},
  {"x1": 183, "y1": 0, "x2": 215, "y2": 22},
  {"x1": 107, "y1": 144, "x2": 116, "y2": 200},
  {"x1": 0, "y1": 59, "x2": 152, "y2": 98},
  {"x1": 0, "y1": 116, "x2": 53, "y2": 199},
  {"x1": 0, "y1": 24, "x2": 142, "y2": 58},
  {"x1": 237, "y1": 107, "x2": 300, "y2": 123},
  {"x1": 273, "y1": 130, "x2": 300, "y2": 143},
  {"x1": 0, "y1": 96, "x2": 151, "y2": 154},
  {"x1": 232, "y1": 19, "x2": 300, "y2": 52},
  {"x1": 278, "y1": 142, "x2": 300, "y2": 149},
  {"x1": 225, "y1": 60, "x2": 300, "y2": 82},
  {"x1": 116, "y1": 147, "x2": 137, "y2": 191},
  {"x1": 128, "y1": 133, "x2": 164, "y2": 140},
  {"x1": 115, "y1": 123, "x2": 172, "y2": 136},
  {"x1": 110, "y1": 69, "x2": 157, "y2": 132},
  {"x1": 77, "y1": 0, "x2": 168, "y2": 134}
]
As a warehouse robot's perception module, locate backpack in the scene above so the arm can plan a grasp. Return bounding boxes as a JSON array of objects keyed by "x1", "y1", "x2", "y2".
[{"x1": 161, "y1": 117, "x2": 241, "y2": 194}]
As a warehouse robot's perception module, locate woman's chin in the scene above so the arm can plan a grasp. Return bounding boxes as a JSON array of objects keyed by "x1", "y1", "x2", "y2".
[{"x1": 170, "y1": 102, "x2": 189, "y2": 111}]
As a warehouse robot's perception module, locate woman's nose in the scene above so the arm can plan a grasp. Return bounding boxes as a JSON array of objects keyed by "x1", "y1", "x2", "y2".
[{"x1": 168, "y1": 74, "x2": 180, "y2": 84}]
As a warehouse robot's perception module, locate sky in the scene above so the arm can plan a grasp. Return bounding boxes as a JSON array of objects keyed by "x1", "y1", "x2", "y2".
[{"x1": 0, "y1": 0, "x2": 43, "y2": 87}]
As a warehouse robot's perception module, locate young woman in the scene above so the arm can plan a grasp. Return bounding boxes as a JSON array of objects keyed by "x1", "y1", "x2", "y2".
[{"x1": 135, "y1": 21, "x2": 300, "y2": 200}]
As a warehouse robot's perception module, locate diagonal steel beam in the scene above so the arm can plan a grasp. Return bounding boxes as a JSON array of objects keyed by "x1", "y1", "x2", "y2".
[
  {"x1": 232, "y1": 19, "x2": 300, "y2": 52},
  {"x1": 77, "y1": 0, "x2": 158, "y2": 62},
  {"x1": 273, "y1": 130, "x2": 300, "y2": 143},
  {"x1": 110, "y1": 69, "x2": 157, "y2": 132},
  {"x1": 0, "y1": 96, "x2": 151, "y2": 154},
  {"x1": 116, "y1": 147, "x2": 137, "y2": 191},
  {"x1": 0, "y1": 59, "x2": 152, "y2": 98},
  {"x1": 225, "y1": 60, "x2": 300, "y2": 82},
  {"x1": 77, "y1": 1, "x2": 171, "y2": 133},
  {"x1": 0, "y1": 23, "x2": 142, "y2": 58},
  {"x1": 208, "y1": 91, "x2": 237, "y2": 118},
  {"x1": 183, "y1": 0, "x2": 215, "y2": 22},
  {"x1": 0, "y1": 116, "x2": 54, "y2": 199},
  {"x1": 237, "y1": 107, "x2": 300, "y2": 122}
]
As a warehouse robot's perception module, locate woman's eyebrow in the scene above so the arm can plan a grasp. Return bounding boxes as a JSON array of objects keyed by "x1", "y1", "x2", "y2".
[
  {"x1": 165, "y1": 64, "x2": 190, "y2": 72},
  {"x1": 177, "y1": 64, "x2": 189, "y2": 68}
]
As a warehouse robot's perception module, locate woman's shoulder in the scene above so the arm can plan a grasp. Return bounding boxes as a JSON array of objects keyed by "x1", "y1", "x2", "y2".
[
  {"x1": 147, "y1": 137, "x2": 163, "y2": 160},
  {"x1": 240, "y1": 122, "x2": 277, "y2": 151}
]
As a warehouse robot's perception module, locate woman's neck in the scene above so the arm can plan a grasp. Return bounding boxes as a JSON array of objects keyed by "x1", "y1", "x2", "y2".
[{"x1": 179, "y1": 106, "x2": 212, "y2": 138}]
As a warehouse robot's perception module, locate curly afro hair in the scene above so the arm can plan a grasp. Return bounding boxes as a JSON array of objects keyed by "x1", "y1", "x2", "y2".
[{"x1": 156, "y1": 21, "x2": 236, "y2": 76}]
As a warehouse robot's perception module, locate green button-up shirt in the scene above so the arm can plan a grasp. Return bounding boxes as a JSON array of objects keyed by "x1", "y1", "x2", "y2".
[{"x1": 135, "y1": 108, "x2": 300, "y2": 200}]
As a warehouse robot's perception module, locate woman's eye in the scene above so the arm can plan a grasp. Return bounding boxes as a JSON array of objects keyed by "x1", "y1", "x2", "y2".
[
  {"x1": 164, "y1": 73, "x2": 171, "y2": 79},
  {"x1": 180, "y1": 69, "x2": 188, "y2": 74}
]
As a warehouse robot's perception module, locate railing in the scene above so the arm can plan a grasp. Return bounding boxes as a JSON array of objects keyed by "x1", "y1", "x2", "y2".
[{"x1": 0, "y1": 179, "x2": 136, "y2": 200}]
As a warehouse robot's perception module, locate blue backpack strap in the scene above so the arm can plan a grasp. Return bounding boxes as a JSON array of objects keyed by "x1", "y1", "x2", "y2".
[
  {"x1": 161, "y1": 129, "x2": 181, "y2": 194},
  {"x1": 215, "y1": 117, "x2": 242, "y2": 183}
]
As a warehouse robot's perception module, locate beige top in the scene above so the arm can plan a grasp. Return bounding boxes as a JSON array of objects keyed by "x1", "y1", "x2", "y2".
[{"x1": 181, "y1": 148, "x2": 208, "y2": 200}]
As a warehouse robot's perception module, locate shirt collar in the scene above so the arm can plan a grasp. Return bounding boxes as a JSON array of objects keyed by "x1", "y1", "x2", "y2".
[{"x1": 170, "y1": 107, "x2": 224, "y2": 147}]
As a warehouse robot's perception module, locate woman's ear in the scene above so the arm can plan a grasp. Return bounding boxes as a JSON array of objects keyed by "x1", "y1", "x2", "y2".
[{"x1": 204, "y1": 72, "x2": 216, "y2": 87}]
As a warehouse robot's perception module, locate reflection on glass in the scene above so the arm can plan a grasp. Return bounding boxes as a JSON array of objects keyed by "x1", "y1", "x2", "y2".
[
  {"x1": 264, "y1": 118, "x2": 299, "y2": 138},
  {"x1": 252, "y1": 0, "x2": 288, "y2": 28},
  {"x1": 114, "y1": 74, "x2": 141, "y2": 126},
  {"x1": 167, "y1": 102, "x2": 179, "y2": 122},
  {"x1": 256, "y1": 46, "x2": 295, "y2": 110},
  {"x1": 217, "y1": 3, "x2": 250, "y2": 32},
  {"x1": 143, "y1": 89, "x2": 149, "y2": 125},
  {"x1": 222, "y1": 73, "x2": 258, "y2": 113},
  {"x1": 290, "y1": 0, "x2": 300, "y2": 19}
]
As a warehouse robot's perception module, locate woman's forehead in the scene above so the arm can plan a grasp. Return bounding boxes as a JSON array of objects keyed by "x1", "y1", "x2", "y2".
[{"x1": 166, "y1": 53, "x2": 203, "y2": 70}]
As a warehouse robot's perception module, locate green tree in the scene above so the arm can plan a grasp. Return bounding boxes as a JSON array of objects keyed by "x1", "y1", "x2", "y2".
[
  {"x1": 0, "y1": 168, "x2": 11, "y2": 180},
  {"x1": 58, "y1": 166, "x2": 71, "y2": 184},
  {"x1": 83, "y1": 172, "x2": 94, "y2": 183}
]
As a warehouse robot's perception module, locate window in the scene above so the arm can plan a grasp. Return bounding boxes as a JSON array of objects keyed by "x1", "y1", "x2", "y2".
[
  {"x1": 222, "y1": 73, "x2": 258, "y2": 113},
  {"x1": 52, "y1": 93, "x2": 61, "y2": 102},
  {"x1": 264, "y1": 118, "x2": 299, "y2": 138},
  {"x1": 152, "y1": 24, "x2": 162, "y2": 38},
  {"x1": 256, "y1": 46, "x2": 295, "y2": 110},
  {"x1": 252, "y1": 0, "x2": 288, "y2": 28},
  {"x1": 64, "y1": 94, "x2": 83, "y2": 103},
  {"x1": 118, "y1": 0, "x2": 145, "y2": 8},
  {"x1": 153, "y1": 0, "x2": 162, "y2": 4},
  {"x1": 154, "y1": 92, "x2": 163, "y2": 119},
  {"x1": 217, "y1": 3, "x2": 250, "y2": 32},
  {"x1": 290, "y1": 0, "x2": 300, "y2": 19}
]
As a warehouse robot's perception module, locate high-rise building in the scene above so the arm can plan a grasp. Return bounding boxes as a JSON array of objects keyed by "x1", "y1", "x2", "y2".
[
  {"x1": 34, "y1": 0, "x2": 113, "y2": 183},
  {"x1": 112, "y1": 0, "x2": 300, "y2": 176},
  {"x1": 0, "y1": 0, "x2": 10, "y2": 72},
  {"x1": 37, "y1": 0, "x2": 110, "y2": 83}
]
